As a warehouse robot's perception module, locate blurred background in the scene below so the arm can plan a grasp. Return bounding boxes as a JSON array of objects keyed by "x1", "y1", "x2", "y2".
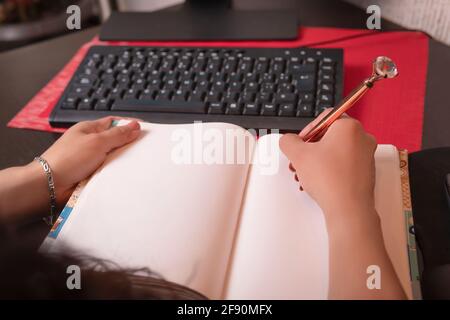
[{"x1": 0, "y1": 0, "x2": 448, "y2": 52}]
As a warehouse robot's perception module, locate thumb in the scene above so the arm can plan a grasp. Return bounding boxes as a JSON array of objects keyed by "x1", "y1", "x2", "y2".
[
  {"x1": 279, "y1": 133, "x2": 309, "y2": 164},
  {"x1": 99, "y1": 120, "x2": 141, "y2": 151}
]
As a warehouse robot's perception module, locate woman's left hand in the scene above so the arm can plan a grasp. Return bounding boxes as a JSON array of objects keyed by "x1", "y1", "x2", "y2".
[{"x1": 40, "y1": 116, "x2": 141, "y2": 204}]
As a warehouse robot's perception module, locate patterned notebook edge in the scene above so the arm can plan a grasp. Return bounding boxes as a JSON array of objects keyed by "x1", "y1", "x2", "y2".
[{"x1": 399, "y1": 150, "x2": 422, "y2": 300}]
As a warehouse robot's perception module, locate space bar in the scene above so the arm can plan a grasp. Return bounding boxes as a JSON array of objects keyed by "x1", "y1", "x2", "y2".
[{"x1": 111, "y1": 100, "x2": 207, "y2": 113}]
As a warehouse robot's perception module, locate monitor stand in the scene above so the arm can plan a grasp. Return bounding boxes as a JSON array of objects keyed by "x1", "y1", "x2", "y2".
[{"x1": 99, "y1": 0, "x2": 298, "y2": 42}]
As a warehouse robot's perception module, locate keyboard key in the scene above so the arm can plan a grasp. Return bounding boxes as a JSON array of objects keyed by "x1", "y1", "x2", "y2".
[
  {"x1": 321, "y1": 57, "x2": 335, "y2": 64},
  {"x1": 61, "y1": 97, "x2": 78, "y2": 109},
  {"x1": 241, "y1": 92, "x2": 256, "y2": 104},
  {"x1": 244, "y1": 72, "x2": 259, "y2": 82},
  {"x1": 262, "y1": 73, "x2": 276, "y2": 82},
  {"x1": 243, "y1": 103, "x2": 260, "y2": 115},
  {"x1": 261, "y1": 82, "x2": 276, "y2": 93},
  {"x1": 319, "y1": 72, "x2": 334, "y2": 83},
  {"x1": 261, "y1": 103, "x2": 278, "y2": 116},
  {"x1": 206, "y1": 91, "x2": 222, "y2": 103},
  {"x1": 299, "y1": 93, "x2": 314, "y2": 103},
  {"x1": 226, "y1": 102, "x2": 242, "y2": 115},
  {"x1": 229, "y1": 81, "x2": 243, "y2": 92},
  {"x1": 229, "y1": 72, "x2": 243, "y2": 82},
  {"x1": 95, "y1": 98, "x2": 112, "y2": 111},
  {"x1": 124, "y1": 88, "x2": 138, "y2": 100},
  {"x1": 92, "y1": 87, "x2": 109, "y2": 99},
  {"x1": 223, "y1": 91, "x2": 239, "y2": 104},
  {"x1": 156, "y1": 89, "x2": 173, "y2": 101},
  {"x1": 78, "y1": 98, "x2": 95, "y2": 110},
  {"x1": 211, "y1": 72, "x2": 227, "y2": 82},
  {"x1": 271, "y1": 57, "x2": 286, "y2": 73},
  {"x1": 318, "y1": 83, "x2": 334, "y2": 93},
  {"x1": 71, "y1": 86, "x2": 92, "y2": 97},
  {"x1": 209, "y1": 102, "x2": 225, "y2": 114},
  {"x1": 180, "y1": 79, "x2": 194, "y2": 91},
  {"x1": 112, "y1": 100, "x2": 207, "y2": 113},
  {"x1": 278, "y1": 73, "x2": 291, "y2": 82},
  {"x1": 257, "y1": 92, "x2": 272, "y2": 103},
  {"x1": 140, "y1": 89, "x2": 156, "y2": 100},
  {"x1": 195, "y1": 80, "x2": 209, "y2": 91},
  {"x1": 132, "y1": 79, "x2": 146, "y2": 91},
  {"x1": 276, "y1": 93, "x2": 297, "y2": 103},
  {"x1": 278, "y1": 104, "x2": 295, "y2": 117},
  {"x1": 318, "y1": 93, "x2": 334, "y2": 104},
  {"x1": 245, "y1": 82, "x2": 259, "y2": 92},
  {"x1": 289, "y1": 63, "x2": 315, "y2": 74},
  {"x1": 164, "y1": 79, "x2": 178, "y2": 90},
  {"x1": 173, "y1": 90, "x2": 188, "y2": 102},
  {"x1": 297, "y1": 103, "x2": 314, "y2": 117},
  {"x1": 109, "y1": 88, "x2": 124, "y2": 100},
  {"x1": 278, "y1": 83, "x2": 295, "y2": 93},
  {"x1": 305, "y1": 57, "x2": 317, "y2": 64},
  {"x1": 320, "y1": 65, "x2": 335, "y2": 74},
  {"x1": 212, "y1": 81, "x2": 226, "y2": 91},
  {"x1": 296, "y1": 74, "x2": 316, "y2": 92},
  {"x1": 190, "y1": 90, "x2": 206, "y2": 102},
  {"x1": 180, "y1": 71, "x2": 194, "y2": 81},
  {"x1": 148, "y1": 79, "x2": 162, "y2": 89}
]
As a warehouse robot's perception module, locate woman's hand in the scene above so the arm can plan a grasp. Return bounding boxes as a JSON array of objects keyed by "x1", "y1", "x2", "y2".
[
  {"x1": 279, "y1": 110, "x2": 377, "y2": 225},
  {"x1": 0, "y1": 117, "x2": 141, "y2": 222},
  {"x1": 280, "y1": 111, "x2": 406, "y2": 300},
  {"x1": 39, "y1": 116, "x2": 141, "y2": 204}
]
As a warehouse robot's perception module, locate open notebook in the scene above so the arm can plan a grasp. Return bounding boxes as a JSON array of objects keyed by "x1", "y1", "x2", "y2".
[{"x1": 40, "y1": 121, "x2": 419, "y2": 299}]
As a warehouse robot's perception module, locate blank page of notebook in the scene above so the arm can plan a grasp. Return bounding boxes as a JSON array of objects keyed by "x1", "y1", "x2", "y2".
[
  {"x1": 225, "y1": 135, "x2": 412, "y2": 299},
  {"x1": 41, "y1": 122, "x2": 253, "y2": 299}
]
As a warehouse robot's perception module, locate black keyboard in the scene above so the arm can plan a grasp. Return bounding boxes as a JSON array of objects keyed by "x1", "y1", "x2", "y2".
[{"x1": 50, "y1": 46, "x2": 343, "y2": 131}]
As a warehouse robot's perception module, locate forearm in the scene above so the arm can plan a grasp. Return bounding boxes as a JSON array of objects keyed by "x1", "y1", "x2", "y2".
[
  {"x1": 0, "y1": 162, "x2": 50, "y2": 222},
  {"x1": 325, "y1": 204, "x2": 406, "y2": 300}
]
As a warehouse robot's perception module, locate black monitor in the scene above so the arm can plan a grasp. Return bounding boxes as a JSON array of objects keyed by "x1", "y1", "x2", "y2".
[{"x1": 100, "y1": 0, "x2": 298, "y2": 41}]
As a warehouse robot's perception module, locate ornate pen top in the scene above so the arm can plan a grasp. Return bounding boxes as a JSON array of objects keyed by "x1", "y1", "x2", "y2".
[{"x1": 373, "y1": 56, "x2": 398, "y2": 79}]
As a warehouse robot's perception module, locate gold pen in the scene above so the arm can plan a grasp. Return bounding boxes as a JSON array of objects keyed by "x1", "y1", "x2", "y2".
[{"x1": 302, "y1": 56, "x2": 399, "y2": 142}]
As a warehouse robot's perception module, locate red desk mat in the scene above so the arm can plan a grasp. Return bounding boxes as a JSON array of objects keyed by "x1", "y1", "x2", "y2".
[{"x1": 8, "y1": 27, "x2": 428, "y2": 151}]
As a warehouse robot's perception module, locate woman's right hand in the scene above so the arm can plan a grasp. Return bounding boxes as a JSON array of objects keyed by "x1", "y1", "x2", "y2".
[
  {"x1": 280, "y1": 111, "x2": 407, "y2": 300},
  {"x1": 279, "y1": 111, "x2": 378, "y2": 226}
]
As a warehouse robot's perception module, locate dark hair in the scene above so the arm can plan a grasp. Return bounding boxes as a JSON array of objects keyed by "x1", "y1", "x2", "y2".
[{"x1": 0, "y1": 223, "x2": 206, "y2": 300}]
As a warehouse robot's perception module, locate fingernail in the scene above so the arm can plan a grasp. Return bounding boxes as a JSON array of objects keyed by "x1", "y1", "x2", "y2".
[{"x1": 127, "y1": 121, "x2": 140, "y2": 130}]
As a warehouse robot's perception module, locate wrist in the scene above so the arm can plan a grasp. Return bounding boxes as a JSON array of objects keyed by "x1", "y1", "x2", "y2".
[
  {"x1": 24, "y1": 161, "x2": 52, "y2": 210},
  {"x1": 323, "y1": 199, "x2": 381, "y2": 240},
  {"x1": 0, "y1": 163, "x2": 50, "y2": 221}
]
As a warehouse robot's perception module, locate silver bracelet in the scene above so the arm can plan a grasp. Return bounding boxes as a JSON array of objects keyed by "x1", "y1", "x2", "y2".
[{"x1": 34, "y1": 156, "x2": 57, "y2": 226}]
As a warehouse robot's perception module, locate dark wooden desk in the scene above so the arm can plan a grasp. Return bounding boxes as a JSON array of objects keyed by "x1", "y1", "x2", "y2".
[{"x1": 1, "y1": 0, "x2": 449, "y2": 169}]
